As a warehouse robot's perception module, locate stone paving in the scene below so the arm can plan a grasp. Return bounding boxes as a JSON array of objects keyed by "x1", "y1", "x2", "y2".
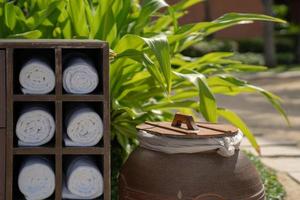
[
  {"x1": 216, "y1": 71, "x2": 300, "y2": 199},
  {"x1": 241, "y1": 137, "x2": 300, "y2": 183}
]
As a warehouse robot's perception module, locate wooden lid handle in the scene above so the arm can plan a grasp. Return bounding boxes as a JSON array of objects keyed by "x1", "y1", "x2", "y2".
[{"x1": 171, "y1": 113, "x2": 199, "y2": 131}]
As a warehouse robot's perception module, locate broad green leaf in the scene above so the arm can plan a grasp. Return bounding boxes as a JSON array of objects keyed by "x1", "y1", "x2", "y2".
[
  {"x1": 114, "y1": 34, "x2": 172, "y2": 93},
  {"x1": 247, "y1": 85, "x2": 290, "y2": 125},
  {"x1": 8, "y1": 30, "x2": 42, "y2": 38},
  {"x1": 4, "y1": 2, "x2": 16, "y2": 30},
  {"x1": 214, "y1": 12, "x2": 286, "y2": 24},
  {"x1": 133, "y1": 0, "x2": 169, "y2": 33},
  {"x1": 101, "y1": 7, "x2": 117, "y2": 44},
  {"x1": 172, "y1": 0, "x2": 203, "y2": 11},
  {"x1": 67, "y1": 0, "x2": 89, "y2": 37},
  {"x1": 217, "y1": 107, "x2": 260, "y2": 154},
  {"x1": 116, "y1": 131, "x2": 131, "y2": 154},
  {"x1": 197, "y1": 76, "x2": 217, "y2": 122},
  {"x1": 143, "y1": 35, "x2": 172, "y2": 93},
  {"x1": 116, "y1": 49, "x2": 154, "y2": 66},
  {"x1": 208, "y1": 75, "x2": 289, "y2": 125},
  {"x1": 26, "y1": 0, "x2": 63, "y2": 30},
  {"x1": 57, "y1": 6, "x2": 72, "y2": 38},
  {"x1": 174, "y1": 72, "x2": 217, "y2": 122},
  {"x1": 174, "y1": 52, "x2": 235, "y2": 71},
  {"x1": 114, "y1": 0, "x2": 131, "y2": 35},
  {"x1": 205, "y1": 13, "x2": 287, "y2": 35}
]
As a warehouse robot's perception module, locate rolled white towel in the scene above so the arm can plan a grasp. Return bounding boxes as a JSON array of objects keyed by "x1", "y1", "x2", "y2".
[
  {"x1": 138, "y1": 130, "x2": 244, "y2": 157},
  {"x1": 64, "y1": 107, "x2": 103, "y2": 146},
  {"x1": 19, "y1": 58, "x2": 55, "y2": 94},
  {"x1": 63, "y1": 157, "x2": 104, "y2": 199},
  {"x1": 18, "y1": 157, "x2": 55, "y2": 200},
  {"x1": 63, "y1": 57, "x2": 99, "y2": 94},
  {"x1": 16, "y1": 107, "x2": 55, "y2": 146}
]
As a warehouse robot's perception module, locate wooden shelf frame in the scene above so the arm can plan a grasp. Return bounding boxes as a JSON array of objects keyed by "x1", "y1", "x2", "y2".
[{"x1": 1, "y1": 40, "x2": 110, "y2": 200}]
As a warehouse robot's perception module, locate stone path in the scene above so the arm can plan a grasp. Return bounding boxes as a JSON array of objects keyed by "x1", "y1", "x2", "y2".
[
  {"x1": 241, "y1": 137, "x2": 300, "y2": 200},
  {"x1": 216, "y1": 71, "x2": 300, "y2": 199},
  {"x1": 241, "y1": 137, "x2": 300, "y2": 184}
]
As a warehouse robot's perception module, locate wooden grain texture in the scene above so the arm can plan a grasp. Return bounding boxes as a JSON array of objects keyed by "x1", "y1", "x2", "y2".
[
  {"x1": 1, "y1": 40, "x2": 110, "y2": 200},
  {"x1": 102, "y1": 43, "x2": 111, "y2": 200},
  {"x1": 5, "y1": 49, "x2": 13, "y2": 200},
  {"x1": 0, "y1": 39, "x2": 107, "y2": 48},
  {"x1": 137, "y1": 121, "x2": 238, "y2": 138},
  {"x1": 0, "y1": 50, "x2": 6, "y2": 128},
  {"x1": 13, "y1": 147, "x2": 56, "y2": 155},
  {"x1": 0, "y1": 129, "x2": 6, "y2": 200},
  {"x1": 63, "y1": 147, "x2": 104, "y2": 155},
  {"x1": 55, "y1": 100, "x2": 63, "y2": 200}
]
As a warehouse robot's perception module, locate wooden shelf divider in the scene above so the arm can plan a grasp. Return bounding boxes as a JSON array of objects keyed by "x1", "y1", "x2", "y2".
[{"x1": 13, "y1": 147, "x2": 56, "y2": 155}]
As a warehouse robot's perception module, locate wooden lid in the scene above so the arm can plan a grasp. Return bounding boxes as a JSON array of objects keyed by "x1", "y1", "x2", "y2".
[{"x1": 136, "y1": 113, "x2": 239, "y2": 138}]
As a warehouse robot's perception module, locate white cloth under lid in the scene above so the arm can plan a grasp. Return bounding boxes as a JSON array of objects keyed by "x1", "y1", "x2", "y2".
[
  {"x1": 16, "y1": 107, "x2": 55, "y2": 146},
  {"x1": 63, "y1": 57, "x2": 99, "y2": 94},
  {"x1": 62, "y1": 157, "x2": 104, "y2": 199},
  {"x1": 18, "y1": 157, "x2": 55, "y2": 200},
  {"x1": 64, "y1": 107, "x2": 103, "y2": 146},
  {"x1": 138, "y1": 130, "x2": 244, "y2": 157},
  {"x1": 19, "y1": 58, "x2": 55, "y2": 94}
]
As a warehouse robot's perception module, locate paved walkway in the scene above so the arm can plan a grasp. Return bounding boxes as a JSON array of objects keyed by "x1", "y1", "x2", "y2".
[
  {"x1": 216, "y1": 71, "x2": 300, "y2": 200},
  {"x1": 241, "y1": 137, "x2": 300, "y2": 200}
]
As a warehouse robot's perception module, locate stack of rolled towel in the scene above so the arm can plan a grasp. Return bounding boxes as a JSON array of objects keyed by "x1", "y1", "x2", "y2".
[
  {"x1": 16, "y1": 106, "x2": 55, "y2": 146},
  {"x1": 18, "y1": 156, "x2": 104, "y2": 200},
  {"x1": 19, "y1": 56, "x2": 99, "y2": 95},
  {"x1": 63, "y1": 156, "x2": 104, "y2": 199},
  {"x1": 64, "y1": 106, "x2": 103, "y2": 146},
  {"x1": 18, "y1": 157, "x2": 55, "y2": 200},
  {"x1": 63, "y1": 56, "x2": 99, "y2": 94},
  {"x1": 19, "y1": 58, "x2": 55, "y2": 94}
]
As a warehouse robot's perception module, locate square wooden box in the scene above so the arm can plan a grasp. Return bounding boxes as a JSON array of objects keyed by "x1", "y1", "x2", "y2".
[{"x1": 0, "y1": 40, "x2": 110, "y2": 200}]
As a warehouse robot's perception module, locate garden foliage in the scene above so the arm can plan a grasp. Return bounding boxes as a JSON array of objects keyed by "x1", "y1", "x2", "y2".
[{"x1": 0, "y1": 0, "x2": 289, "y2": 155}]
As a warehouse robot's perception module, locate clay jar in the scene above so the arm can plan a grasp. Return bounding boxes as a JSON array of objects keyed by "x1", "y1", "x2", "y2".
[{"x1": 119, "y1": 114, "x2": 265, "y2": 200}]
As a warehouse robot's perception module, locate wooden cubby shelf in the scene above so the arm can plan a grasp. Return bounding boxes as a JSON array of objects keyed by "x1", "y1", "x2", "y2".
[{"x1": 0, "y1": 40, "x2": 110, "y2": 200}]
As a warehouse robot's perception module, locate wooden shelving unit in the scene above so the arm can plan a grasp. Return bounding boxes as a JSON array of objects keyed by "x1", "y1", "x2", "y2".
[{"x1": 0, "y1": 40, "x2": 110, "y2": 200}]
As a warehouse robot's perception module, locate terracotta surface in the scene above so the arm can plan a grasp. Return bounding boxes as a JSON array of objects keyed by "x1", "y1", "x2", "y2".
[{"x1": 120, "y1": 148, "x2": 265, "y2": 200}]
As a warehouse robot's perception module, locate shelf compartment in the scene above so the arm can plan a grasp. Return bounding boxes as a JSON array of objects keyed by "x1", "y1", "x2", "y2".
[
  {"x1": 13, "y1": 155, "x2": 56, "y2": 200},
  {"x1": 62, "y1": 155, "x2": 104, "y2": 200},
  {"x1": 62, "y1": 101, "x2": 104, "y2": 148},
  {"x1": 13, "y1": 101, "x2": 56, "y2": 148},
  {"x1": 62, "y1": 48, "x2": 103, "y2": 95},
  {"x1": 13, "y1": 48, "x2": 56, "y2": 95}
]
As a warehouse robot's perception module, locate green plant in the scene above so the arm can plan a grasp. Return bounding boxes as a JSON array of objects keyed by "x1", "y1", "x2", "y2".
[
  {"x1": 245, "y1": 152, "x2": 286, "y2": 200},
  {"x1": 0, "y1": 0, "x2": 289, "y2": 155}
]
